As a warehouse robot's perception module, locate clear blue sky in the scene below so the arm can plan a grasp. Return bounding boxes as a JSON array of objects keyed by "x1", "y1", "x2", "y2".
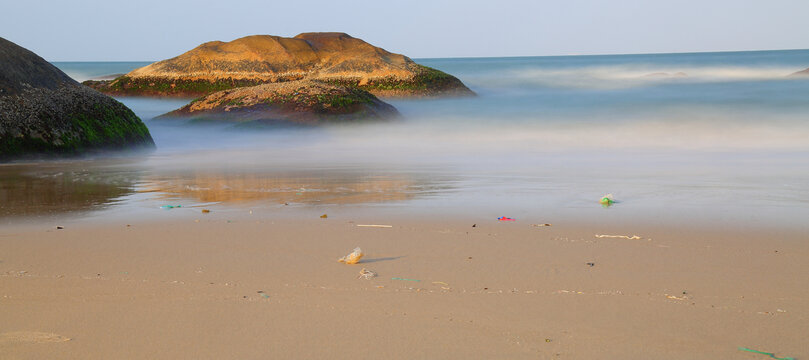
[{"x1": 3, "y1": 0, "x2": 808, "y2": 61}]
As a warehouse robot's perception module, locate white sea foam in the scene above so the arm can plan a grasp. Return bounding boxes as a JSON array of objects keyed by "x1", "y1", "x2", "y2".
[{"x1": 478, "y1": 65, "x2": 805, "y2": 89}]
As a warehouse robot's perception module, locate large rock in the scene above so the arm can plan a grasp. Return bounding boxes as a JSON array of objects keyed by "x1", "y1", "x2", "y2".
[
  {"x1": 0, "y1": 37, "x2": 154, "y2": 160},
  {"x1": 84, "y1": 33, "x2": 474, "y2": 98},
  {"x1": 160, "y1": 80, "x2": 399, "y2": 126}
]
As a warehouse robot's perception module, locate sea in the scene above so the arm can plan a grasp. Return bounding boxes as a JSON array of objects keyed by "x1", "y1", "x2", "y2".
[{"x1": 2, "y1": 50, "x2": 809, "y2": 231}]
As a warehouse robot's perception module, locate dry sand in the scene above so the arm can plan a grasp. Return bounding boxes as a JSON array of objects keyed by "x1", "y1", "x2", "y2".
[{"x1": 1, "y1": 214, "x2": 807, "y2": 359}]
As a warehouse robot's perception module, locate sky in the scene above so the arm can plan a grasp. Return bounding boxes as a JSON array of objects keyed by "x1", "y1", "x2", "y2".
[{"x1": 2, "y1": 0, "x2": 808, "y2": 61}]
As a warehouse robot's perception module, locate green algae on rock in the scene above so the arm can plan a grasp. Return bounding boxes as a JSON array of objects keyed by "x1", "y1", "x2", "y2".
[
  {"x1": 83, "y1": 76, "x2": 273, "y2": 98},
  {"x1": 160, "y1": 80, "x2": 399, "y2": 126},
  {"x1": 0, "y1": 37, "x2": 154, "y2": 160},
  {"x1": 84, "y1": 33, "x2": 474, "y2": 98}
]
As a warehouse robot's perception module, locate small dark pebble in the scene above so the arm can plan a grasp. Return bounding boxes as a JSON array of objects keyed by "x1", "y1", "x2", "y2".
[
  {"x1": 56, "y1": 226, "x2": 64, "y2": 230},
  {"x1": 257, "y1": 290, "x2": 264, "y2": 293},
  {"x1": 586, "y1": 262, "x2": 595, "y2": 267},
  {"x1": 472, "y1": 224, "x2": 476, "y2": 228}
]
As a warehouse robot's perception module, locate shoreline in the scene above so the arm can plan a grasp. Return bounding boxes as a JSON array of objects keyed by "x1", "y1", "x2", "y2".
[
  {"x1": 1, "y1": 216, "x2": 806, "y2": 359},
  {"x1": 4, "y1": 194, "x2": 808, "y2": 239}
]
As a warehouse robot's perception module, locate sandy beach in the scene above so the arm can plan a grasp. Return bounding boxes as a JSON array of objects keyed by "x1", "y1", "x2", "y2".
[
  {"x1": 1, "y1": 213, "x2": 806, "y2": 359},
  {"x1": 4, "y1": 1, "x2": 809, "y2": 358}
]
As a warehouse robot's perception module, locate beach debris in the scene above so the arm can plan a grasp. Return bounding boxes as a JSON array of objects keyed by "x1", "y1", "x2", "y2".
[
  {"x1": 320, "y1": 214, "x2": 328, "y2": 219},
  {"x1": 586, "y1": 262, "x2": 595, "y2": 267},
  {"x1": 472, "y1": 224, "x2": 476, "y2": 227},
  {"x1": 338, "y1": 247, "x2": 364, "y2": 264},
  {"x1": 498, "y1": 216, "x2": 516, "y2": 221},
  {"x1": 757, "y1": 309, "x2": 787, "y2": 316},
  {"x1": 531, "y1": 223, "x2": 552, "y2": 227},
  {"x1": 358, "y1": 268, "x2": 377, "y2": 279},
  {"x1": 356, "y1": 224, "x2": 392, "y2": 228},
  {"x1": 599, "y1": 194, "x2": 615, "y2": 206},
  {"x1": 56, "y1": 226, "x2": 64, "y2": 230},
  {"x1": 738, "y1": 347, "x2": 795, "y2": 360},
  {"x1": 432, "y1": 281, "x2": 449, "y2": 286},
  {"x1": 392, "y1": 277, "x2": 420, "y2": 282},
  {"x1": 201, "y1": 209, "x2": 210, "y2": 213},
  {"x1": 257, "y1": 291, "x2": 270, "y2": 299},
  {"x1": 556, "y1": 289, "x2": 584, "y2": 294},
  {"x1": 161, "y1": 205, "x2": 182, "y2": 209},
  {"x1": 0, "y1": 331, "x2": 71, "y2": 343},
  {"x1": 595, "y1": 234, "x2": 642, "y2": 240}
]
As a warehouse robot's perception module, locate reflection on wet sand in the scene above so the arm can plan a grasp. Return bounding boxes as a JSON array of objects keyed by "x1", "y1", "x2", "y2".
[
  {"x1": 141, "y1": 171, "x2": 438, "y2": 206},
  {"x1": 0, "y1": 165, "x2": 137, "y2": 217},
  {"x1": 1, "y1": 160, "x2": 452, "y2": 218}
]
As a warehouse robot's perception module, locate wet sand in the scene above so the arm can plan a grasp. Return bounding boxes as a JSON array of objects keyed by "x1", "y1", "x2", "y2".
[{"x1": 1, "y1": 215, "x2": 807, "y2": 359}]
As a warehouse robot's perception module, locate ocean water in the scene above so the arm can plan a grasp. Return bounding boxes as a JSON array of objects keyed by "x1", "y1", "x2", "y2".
[{"x1": 2, "y1": 50, "x2": 809, "y2": 231}]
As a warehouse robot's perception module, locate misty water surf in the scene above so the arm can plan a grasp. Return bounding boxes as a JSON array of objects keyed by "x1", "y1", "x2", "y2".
[{"x1": 3, "y1": 50, "x2": 809, "y2": 231}]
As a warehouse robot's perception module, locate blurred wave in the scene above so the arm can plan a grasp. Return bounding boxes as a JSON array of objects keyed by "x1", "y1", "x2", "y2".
[
  {"x1": 492, "y1": 65, "x2": 804, "y2": 89},
  {"x1": 28, "y1": 51, "x2": 809, "y2": 229}
]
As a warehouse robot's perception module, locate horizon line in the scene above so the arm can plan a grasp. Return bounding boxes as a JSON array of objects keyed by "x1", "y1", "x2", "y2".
[{"x1": 48, "y1": 47, "x2": 809, "y2": 63}]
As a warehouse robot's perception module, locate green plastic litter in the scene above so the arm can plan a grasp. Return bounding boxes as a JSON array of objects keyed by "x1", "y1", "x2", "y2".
[
  {"x1": 391, "y1": 277, "x2": 420, "y2": 282},
  {"x1": 161, "y1": 205, "x2": 182, "y2": 209},
  {"x1": 738, "y1": 347, "x2": 795, "y2": 360}
]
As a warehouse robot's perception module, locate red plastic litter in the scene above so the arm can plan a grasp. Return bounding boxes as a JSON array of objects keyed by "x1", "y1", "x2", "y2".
[{"x1": 498, "y1": 217, "x2": 516, "y2": 221}]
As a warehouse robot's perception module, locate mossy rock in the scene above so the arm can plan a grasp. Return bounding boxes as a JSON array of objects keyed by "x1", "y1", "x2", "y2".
[
  {"x1": 159, "y1": 80, "x2": 399, "y2": 126},
  {"x1": 1, "y1": 36, "x2": 155, "y2": 161},
  {"x1": 1, "y1": 85, "x2": 155, "y2": 160},
  {"x1": 81, "y1": 33, "x2": 474, "y2": 99}
]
